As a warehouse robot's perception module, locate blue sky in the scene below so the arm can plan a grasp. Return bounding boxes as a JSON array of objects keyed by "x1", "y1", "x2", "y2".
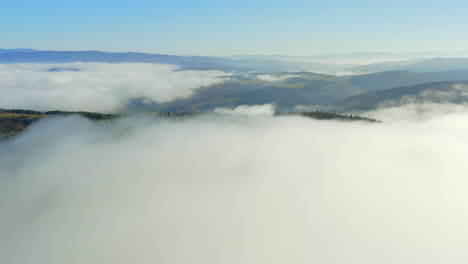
[{"x1": 2, "y1": 0, "x2": 468, "y2": 55}]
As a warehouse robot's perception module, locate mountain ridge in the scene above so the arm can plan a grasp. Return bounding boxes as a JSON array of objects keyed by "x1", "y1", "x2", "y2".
[{"x1": 329, "y1": 80, "x2": 468, "y2": 113}]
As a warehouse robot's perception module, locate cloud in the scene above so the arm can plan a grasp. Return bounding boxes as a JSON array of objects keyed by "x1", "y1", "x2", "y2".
[
  {"x1": 363, "y1": 103, "x2": 468, "y2": 123},
  {"x1": 292, "y1": 104, "x2": 320, "y2": 112},
  {"x1": 0, "y1": 63, "x2": 227, "y2": 113},
  {"x1": 418, "y1": 83, "x2": 468, "y2": 102},
  {"x1": 213, "y1": 104, "x2": 275, "y2": 116},
  {"x1": 2, "y1": 105, "x2": 468, "y2": 263},
  {"x1": 256, "y1": 74, "x2": 298, "y2": 82}
]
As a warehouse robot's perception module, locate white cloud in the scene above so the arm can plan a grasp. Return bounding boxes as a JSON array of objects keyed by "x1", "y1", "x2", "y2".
[
  {"x1": 214, "y1": 104, "x2": 275, "y2": 116},
  {"x1": 2, "y1": 105, "x2": 468, "y2": 263},
  {"x1": 292, "y1": 104, "x2": 320, "y2": 112},
  {"x1": 256, "y1": 74, "x2": 298, "y2": 82},
  {"x1": 419, "y1": 83, "x2": 468, "y2": 102},
  {"x1": 0, "y1": 63, "x2": 227, "y2": 113},
  {"x1": 363, "y1": 103, "x2": 468, "y2": 123}
]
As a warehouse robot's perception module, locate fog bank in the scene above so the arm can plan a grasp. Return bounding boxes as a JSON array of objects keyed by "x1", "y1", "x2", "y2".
[
  {"x1": 0, "y1": 63, "x2": 226, "y2": 113},
  {"x1": 1, "y1": 105, "x2": 468, "y2": 263}
]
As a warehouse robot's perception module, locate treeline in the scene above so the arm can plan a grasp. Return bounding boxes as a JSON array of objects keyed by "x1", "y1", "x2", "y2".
[
  {"x1": 45, "y1": 111, "x2": 116, "y2": 120},
  {"x1": 1, "y1": 109, "x2": 42, "y2": 115},
  {"x1": 0, "y1": 109, "x2": 117, "y2": 140},
  {"x1": 0, "y1": 116, "x2": 41, "y2": 140},
  {"x1": 0, "y1": 109, "x2": 116, "y2": 120},
  {"x1": 0, "y1": 108, "x2": 380, "y2": 141}
]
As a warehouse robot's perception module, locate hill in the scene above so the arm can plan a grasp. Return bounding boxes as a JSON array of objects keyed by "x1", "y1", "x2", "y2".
[
  {"x1": 0, "y1": 108, "x2": 378, "y2": 140},
  {"x1": 347, "y1": 70, "x2": 468, "y2": 91},
  {"x1": 128, "y1": 71, "x2": 468, "y2": 113},
  {"x1": 126, "y1": 72, "x2": 360, "y2": 112},
  {"x1": 0, "y1": 109, "x2": 116, "y2": 140},
  {"x1": 346, "y1": 59, "x2": 426, "y2": 73},
  {"x1": 329, "y1": 81, "x2": 468, "y2": 112}
]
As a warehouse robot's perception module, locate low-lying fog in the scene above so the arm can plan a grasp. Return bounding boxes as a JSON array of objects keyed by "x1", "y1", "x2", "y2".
[
  {"x1": 1, "y1": 104, "x2": 468, "y2": 264},
  {"x1": 0, "y1": 63, "x2": 226, "y2": 113}
]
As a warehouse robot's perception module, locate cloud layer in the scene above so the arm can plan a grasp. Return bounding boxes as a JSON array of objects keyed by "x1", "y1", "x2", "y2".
[
  {"x1": 2, "y1": 104, "x2": 468, "y2": 263},
  {"x1": 0, "y1": 63, "x2": 226, "y2": 113}
]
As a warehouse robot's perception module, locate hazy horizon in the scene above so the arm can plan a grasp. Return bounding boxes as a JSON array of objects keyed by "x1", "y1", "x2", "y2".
[{"x1": 3, "y1": 48, "x2": 468, "y2": 57}]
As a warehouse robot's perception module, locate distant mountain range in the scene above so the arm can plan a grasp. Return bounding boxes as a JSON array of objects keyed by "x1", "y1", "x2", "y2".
[
  {"x1": 3, "y1": 49, "x2": 468, "y2": 74},
  {"x1": 224, "y1": 51, "x2": 468, "y2": 64},
  {"x1": 0, "y1": 49, "x2": 353, "y2": 74},
  {"x1": 127, "y1": 70, "x2": 468, "y2": 113},
  {"x1": 2, "y1": 49, "x2": 468, "y2": 114},
  {"x1": 0, "y1": 50, "x2": 243, "y2": 71},
  {"x1": 349, "y1": 58, "x2": 468, "y2": 73}
]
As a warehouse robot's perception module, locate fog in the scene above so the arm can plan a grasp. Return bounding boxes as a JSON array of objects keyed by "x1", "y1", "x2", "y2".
[
  {"x1": 1, "y1": 103, "x2": 468, "y2": 263},
  {"x1": 0, "y1": 63, "x2": 226, "y2": 113}
]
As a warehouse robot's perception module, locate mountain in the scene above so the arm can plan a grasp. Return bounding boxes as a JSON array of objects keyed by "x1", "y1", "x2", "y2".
[
  {"x1": 0, "y1": 50, "x2": 351, "y2": 74},
  {"x1": 0, "y1": 50, "x2": 243, "y2": 71},
  {"x1": 349, "y1": 58, "x2": 468, "y2": 73},
  {"x1": 406, "y1": 58, "x2": 468, "y2": 72},
  {"x1": 219, "y1": 59, "x2": 354, "y2": 73},
  {"x1": 329, "y1": 81, "x2": 468, "y2": 113},
  {"x1": 346, "y1": 59, "x2": 426, "y2": 73},
  {"x1": 347, "y1": 70, "x2": 468, "y2": 91},
  {"x1": 0, "y1": 49, "x2": 37, "y2": 53},
  {"x1": 224, "y1": 51, "x2": 468, "y2": 64},
  {"x1": 305, "y1": 51, "x2": 468, "y2": 64},
  {"x1": 4, "y1": 50, "x2": 468, "y2": 70}
]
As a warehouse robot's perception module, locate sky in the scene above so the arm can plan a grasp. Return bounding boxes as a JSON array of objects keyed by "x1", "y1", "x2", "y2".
[{"x1": 2, "y1": 0, "x2": 468, "y2": 56}]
